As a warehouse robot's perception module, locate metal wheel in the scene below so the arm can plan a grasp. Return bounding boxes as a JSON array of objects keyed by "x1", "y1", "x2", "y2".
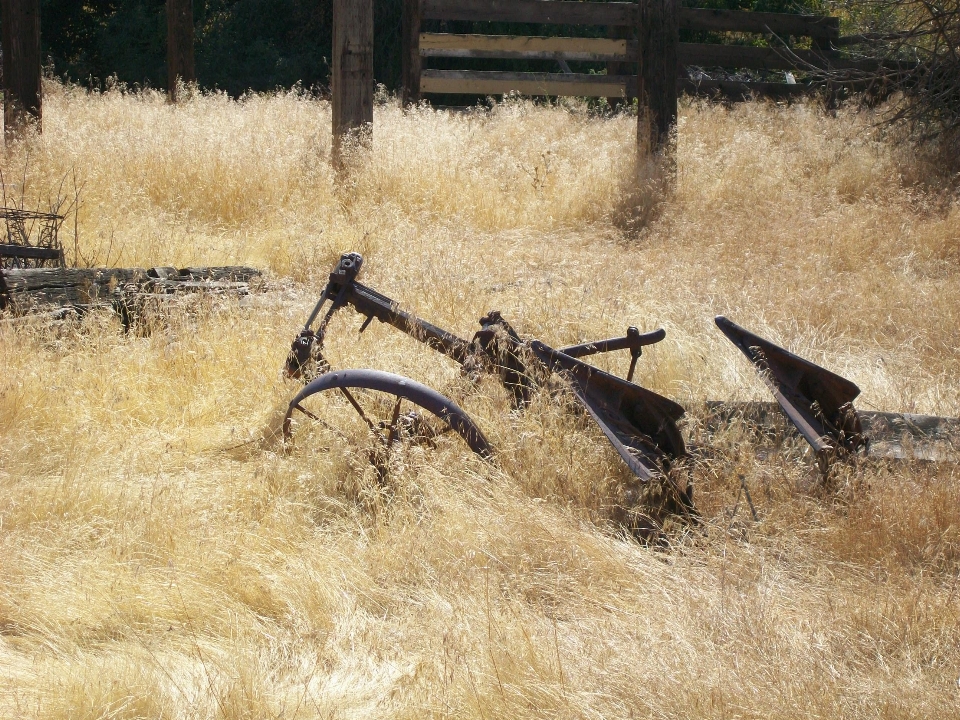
[{"x1": 283, "y1": 369, "x2": 493, "y2": 476}]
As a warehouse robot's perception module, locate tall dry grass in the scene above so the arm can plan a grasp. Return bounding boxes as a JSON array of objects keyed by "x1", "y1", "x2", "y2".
[{"x1": 0, "y1": 82, "x2": 958, "y2": 718}]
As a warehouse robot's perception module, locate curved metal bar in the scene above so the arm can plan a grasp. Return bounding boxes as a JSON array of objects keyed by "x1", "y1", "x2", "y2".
[
  {"x1": 559, "y1": 327, "x2": 666, "y2": 358},
  {"x1": 283, "y1": 368, "x2": 493, "y2": 459}
]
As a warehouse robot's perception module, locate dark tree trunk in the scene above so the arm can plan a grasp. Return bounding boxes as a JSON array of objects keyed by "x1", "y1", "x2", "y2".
[
  {"x1": 1, "y1": 0, "x2": 42, "y2": 140},
  {"x1": 167, "y1": 0, "x2": 195, "y2": 102},
  {"x1": 332, "y1": 0, "x2": 375, "y2": 163}
]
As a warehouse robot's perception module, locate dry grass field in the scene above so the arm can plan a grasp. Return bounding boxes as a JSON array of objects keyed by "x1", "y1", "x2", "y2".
[{"x1": 0, "y1": 82, "x2": 958, "y2": 718}]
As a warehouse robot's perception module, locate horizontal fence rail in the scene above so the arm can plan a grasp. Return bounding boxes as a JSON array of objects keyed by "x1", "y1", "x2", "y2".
[
  {"x1": 680, "y1": 8, "x2": 838, "y2": 39},
  {"x1": 680, "y1": 43, "x2": 877, "y2": 72},
  {"x1": 423, "y1": 0, "x2": 839, "y2": 37},
  {"x1": 420, "y1": 33, "x2": 633, "y2": 62},
  {"x1": 680, "y1": 78, "x2": 811, "y2": 99},
  {"x1": 422, "y1": 0, "x2": 636, "y2": 26},
  {"x1": 421, "y1": 69, "x2": 632, "y2": 97}
]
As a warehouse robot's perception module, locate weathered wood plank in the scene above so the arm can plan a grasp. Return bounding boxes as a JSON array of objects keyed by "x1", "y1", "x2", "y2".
[
  {"x1": 421, "y1": 1, "x2": 839, "y2": 37},
  {"x1": 178, "y1": 266, "x2": 262, "y2": 282},
  {"x1": 420, "y1": 69, "x2": 631, "y2": 97},
  {"x1": 701, "y1": 401, "x2": 959, "y2": 462},
  {"x1": 833, "y1": 31, "x2": 911, "y2": 47},
  {"x1": 679, "y1": 8, "x2": 839, "y2": 39},
  {"x1": 419, "y1": 33, "x2": 633, "y2": 61},
  {"x1": 0, "y1": 244, "x2": 63, "y2": 261},
  {"x1": 1, "y1": 266, "x2": 260, "y2": 293},
  {"x1": 332, "y1": 0, "x2": 374, "y2": 158},
  {"x1": 606, "y1": 23, "x2": 632, "y2": 106},
  {"x1": 402, "y1": 0, "x2": 423, "y2": 106},
  {"x1": 1, "y1": 267, "x2": 145, "y2": 293},
  {"x1": 422, "y1": 0, "x2": 636, "y2": 26},
  {"x1": 145, "y1": 279, "x2": 251, "y2": 294}
]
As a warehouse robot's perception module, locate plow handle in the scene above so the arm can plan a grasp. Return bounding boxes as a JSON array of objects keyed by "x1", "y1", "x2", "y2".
[{"x1": 559, "y1": 327, "x2": 666, "y2": 359}]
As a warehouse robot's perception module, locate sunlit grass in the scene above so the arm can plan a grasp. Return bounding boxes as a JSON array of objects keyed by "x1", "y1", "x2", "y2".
[{"x1": 0, "y1": 82, "x2": 957, "y2": 718}]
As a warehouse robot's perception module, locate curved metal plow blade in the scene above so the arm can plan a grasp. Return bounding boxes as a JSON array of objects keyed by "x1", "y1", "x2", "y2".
[
  {"x1": 715, "y1": 316, "x2": 865, "y2": 455},
  {"x1": 529, "y1": 340, "x2": 686, "y2": 484}
]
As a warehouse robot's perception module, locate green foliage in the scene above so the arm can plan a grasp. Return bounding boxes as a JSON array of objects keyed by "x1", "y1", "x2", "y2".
[
  {"x1": 38, "y1": 0, "x2": 405, "y2": 95},
  {"x1": 35, "y1": 0, "x2": 831, "y2": 95},
  {"x1": 41, "y1": 0, "x2": 328, "y2": 92},
  {"x1": 42, "y1": 0, "x2": 166, "y2": 88}
]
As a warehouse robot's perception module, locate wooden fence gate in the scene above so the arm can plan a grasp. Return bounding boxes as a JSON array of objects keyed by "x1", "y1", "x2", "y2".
[{"x1": 400, "y1": 0, "x2": 872, "y2": 150}]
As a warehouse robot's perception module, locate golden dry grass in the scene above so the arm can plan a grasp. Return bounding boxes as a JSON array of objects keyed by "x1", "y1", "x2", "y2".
[{"x1": 0, "y1": 82, "x2": 958, "y2": 718}]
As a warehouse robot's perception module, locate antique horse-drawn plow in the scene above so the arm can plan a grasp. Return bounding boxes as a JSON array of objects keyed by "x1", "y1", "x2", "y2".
[{"x1": 282, "y1": 253, "x2": 958, "y2": 534}]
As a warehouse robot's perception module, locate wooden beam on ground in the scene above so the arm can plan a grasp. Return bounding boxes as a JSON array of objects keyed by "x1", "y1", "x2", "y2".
[
  {"x1": 0, "y1": 266, "x2": 261, "y2": 310},
  {"x1": 420, "y1": 69, "x2": 632, "y2": 97},
  {"x1": 638, "y1": 0, "x2": 678, "y2": 155},
  {"x1": 422, "y1": 0, "x2": 636, "y2": 26},
  {"x1": 402, "y1": 0, "x2": 422, "y2": 107},
  {"x1": 419, "y1": 33, "x2": 633, "y2": 62},
  {"x1": 332, "y1": 0, "x2": 374, "y2": 162},
  {"x1": 702, "y1": 401, "x2": 960, "y2": 463},
  {"x1": 1, "y1": 0, "x2": 42, "y2": 140},
  {"x1": 166, "y1": 0, "x2": 195, "y2": 102},
  {"x1": 0, "y1": 244, "x2": 62, "y2": 261}
]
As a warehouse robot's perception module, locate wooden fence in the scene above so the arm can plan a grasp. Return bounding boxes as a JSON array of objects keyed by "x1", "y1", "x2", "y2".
[
  {"x1": 399, "y1": 0, "x2": 885, "y2": 151},
  {"x1": 402, "y1": 0, "x2": 869, "y2": 109}
]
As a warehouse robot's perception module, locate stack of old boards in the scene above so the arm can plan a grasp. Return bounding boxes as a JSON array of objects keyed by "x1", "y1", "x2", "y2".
[{"x1": 0, "y1": 264, "x2": 262, "y2": 329}]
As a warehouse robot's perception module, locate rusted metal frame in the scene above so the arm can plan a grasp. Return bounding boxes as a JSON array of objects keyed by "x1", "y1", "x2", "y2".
[
  {"x1": 299, "y1": 253, "x2": 472, "y2": 365},
  {"x1": 288, "y1": 253, "x2": 689, "y2": 497}
]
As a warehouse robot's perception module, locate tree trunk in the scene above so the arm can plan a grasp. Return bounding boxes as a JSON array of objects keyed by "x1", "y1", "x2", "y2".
[
  {"x1": 332, "y1": 0, "x2": 374, "y2": 164},
  {"x1": 1, "y1": 0, "x2": 42, "y2": 141},
  {"x1": 167, "y1": 0, "x2": 195, "y2": 102}
]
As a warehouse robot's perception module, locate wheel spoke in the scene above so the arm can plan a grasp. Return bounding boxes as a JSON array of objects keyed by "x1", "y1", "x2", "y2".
[
  {"x1": 386, "y1": 397, "x2": 403, "y2": 445},
  {"x1": 339, "y1": 387, "x2": 379, "y2": 434},
  {"x1": 293, "y1": 402, "x2": 320, "y2": 421}
]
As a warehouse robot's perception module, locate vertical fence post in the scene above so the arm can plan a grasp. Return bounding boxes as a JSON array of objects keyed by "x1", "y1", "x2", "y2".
[
  {"x1": 333, "y1": 0, "x2": 374, "y2": 164},
  {"x1": 401, "y1": 0, "x2": 422, "y2": 108},
  {"x1": 1, "y1": 0, "x2": 42, "y2": 142},
  {"x1": 167, "y1": 0, "x2": 195, "y2": 103},
  {"x1": 637, "y1": 0, "x2": 678, "y2": 155}
]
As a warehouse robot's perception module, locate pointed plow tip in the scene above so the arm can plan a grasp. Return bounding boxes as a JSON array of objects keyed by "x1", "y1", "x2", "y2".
[{"x1": 713, "y1": 315, "x2": 741, "y2": 341}]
